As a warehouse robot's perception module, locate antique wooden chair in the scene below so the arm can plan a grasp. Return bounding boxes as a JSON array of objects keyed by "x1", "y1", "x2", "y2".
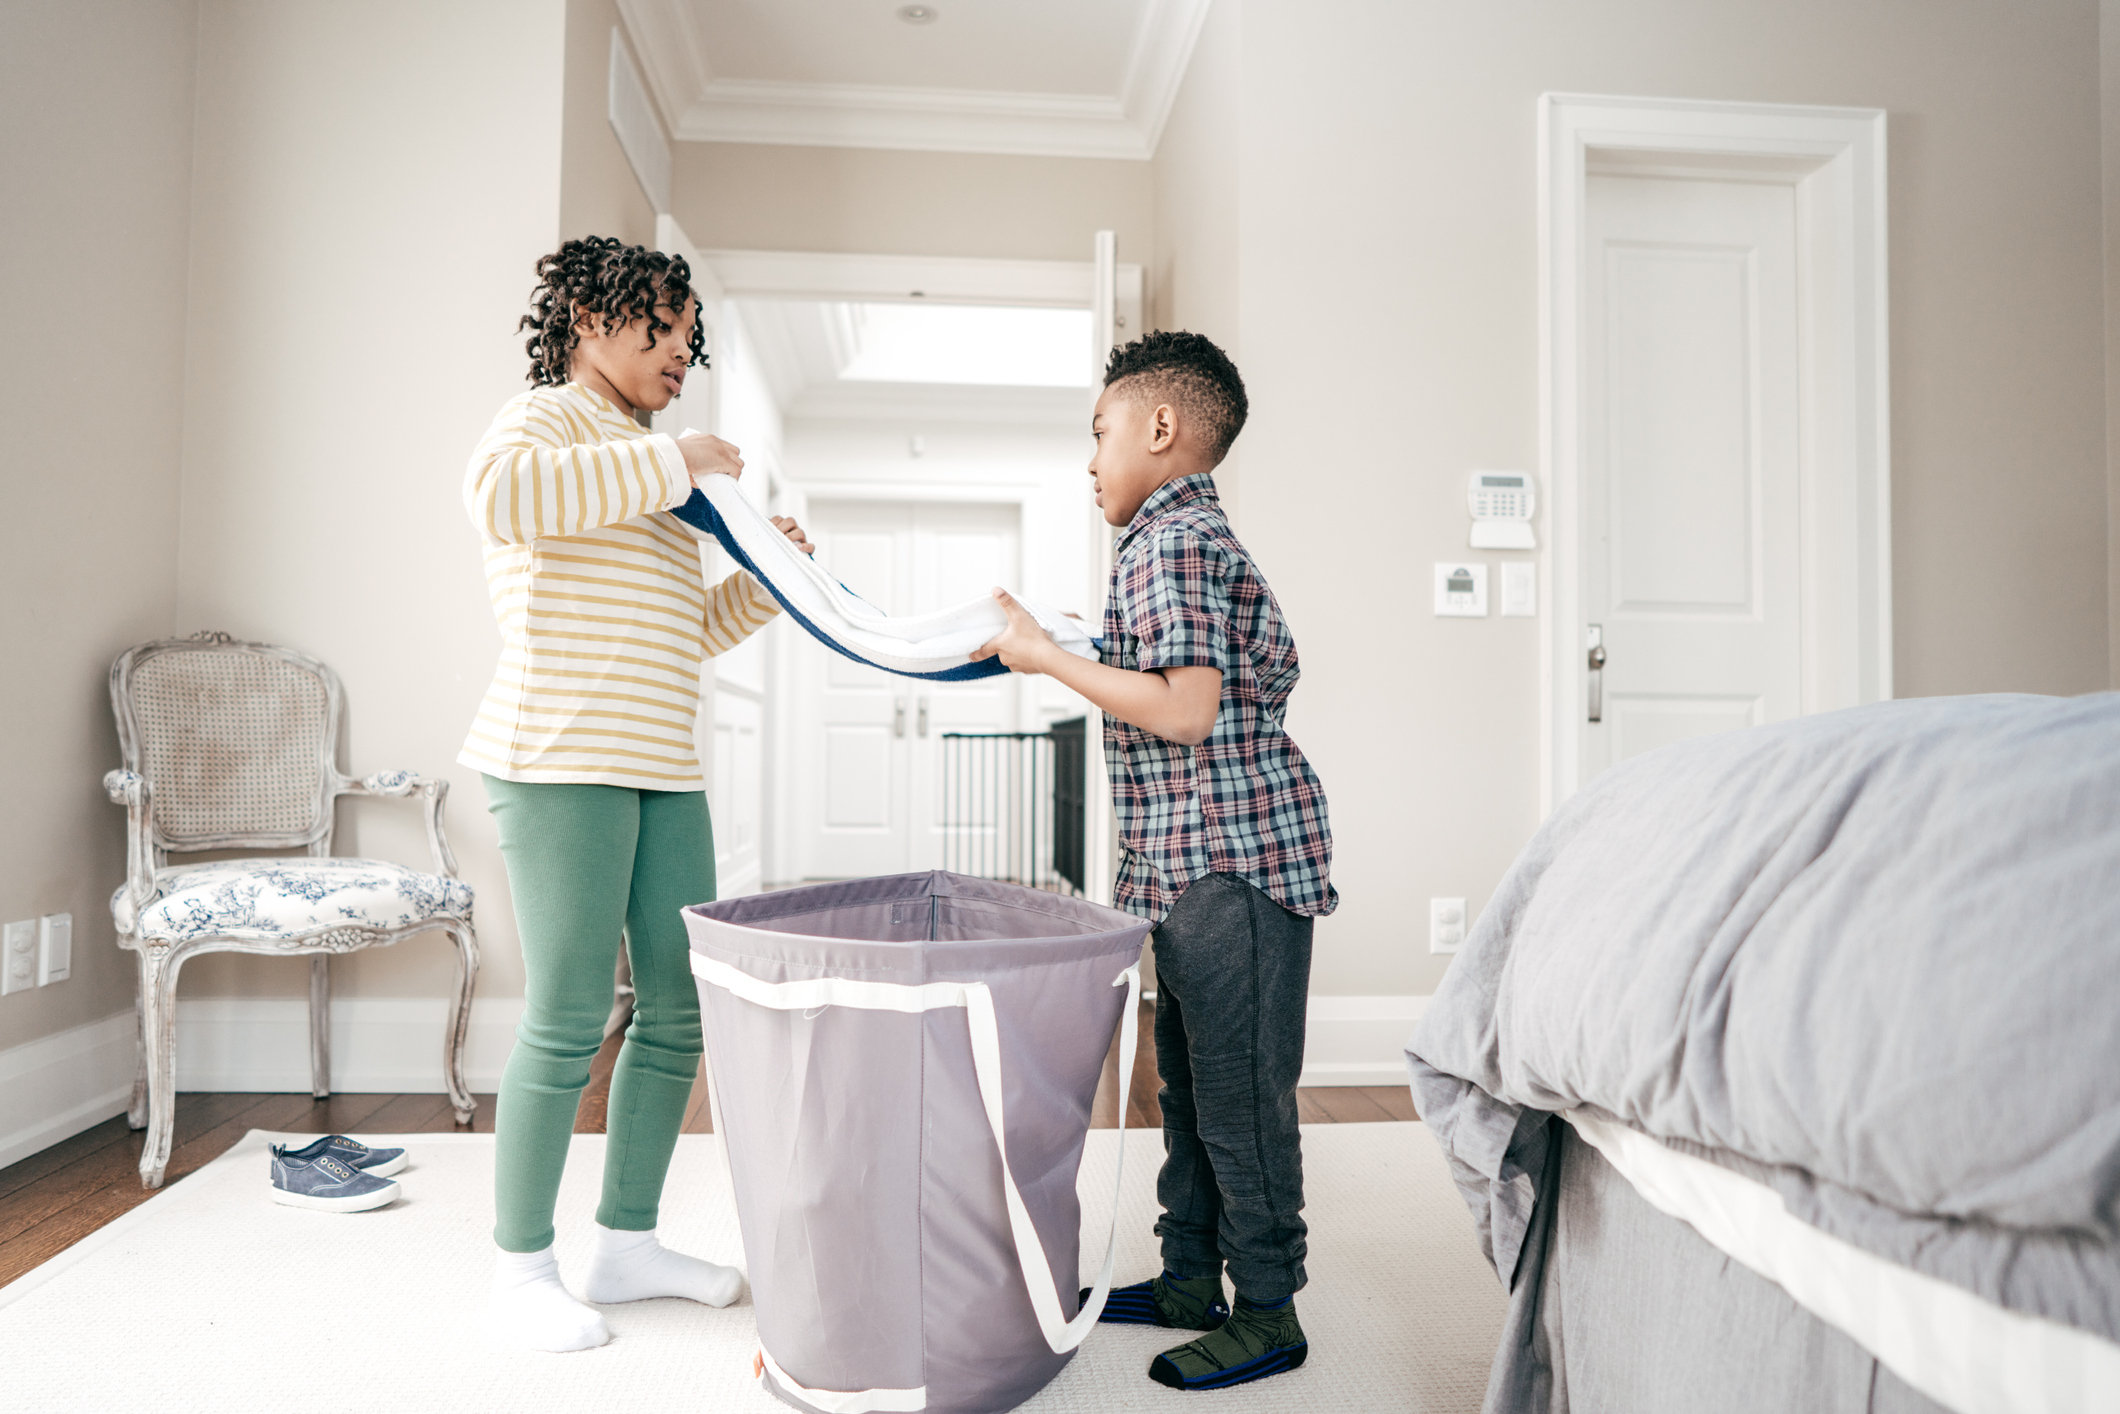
[{"x1": 104, "y1": 632, "x2": 479, "y2": 1187}]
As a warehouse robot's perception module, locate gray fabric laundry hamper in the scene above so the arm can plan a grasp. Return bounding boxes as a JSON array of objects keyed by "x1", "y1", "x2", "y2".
[{"x1": 683, "y1": 871, "x2": 1153, "y2": 1414}]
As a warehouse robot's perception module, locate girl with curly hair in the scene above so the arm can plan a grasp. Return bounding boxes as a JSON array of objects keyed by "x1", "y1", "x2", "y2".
[{"x1": 459, "y1": 236, "x2": 810, "y2": 1352}]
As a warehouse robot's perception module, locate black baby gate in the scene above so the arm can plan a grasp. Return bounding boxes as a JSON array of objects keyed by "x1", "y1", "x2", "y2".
[{"x1": 940, "y1": 716, "x2": 1087, "y2": 896}]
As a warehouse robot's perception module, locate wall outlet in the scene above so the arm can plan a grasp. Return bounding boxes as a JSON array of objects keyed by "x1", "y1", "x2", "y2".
[
  {"x1": 1430, "y1": 897, "x2": 1467, "y2": 955},
  {"x1": 38, "y1": 912, "x2": 72, "y2": 985},
  {"x1": 2, "y1": 920, "x2": 36, "y2": 995}
]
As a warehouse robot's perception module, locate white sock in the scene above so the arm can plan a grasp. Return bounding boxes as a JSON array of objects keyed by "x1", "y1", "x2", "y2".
[
  {"x1": 488, "y1": 1247, "x2": 610, "y2": 1353},
  {"x1": 583, "y1": 1223, "x2": 744, "y2": 1307}
]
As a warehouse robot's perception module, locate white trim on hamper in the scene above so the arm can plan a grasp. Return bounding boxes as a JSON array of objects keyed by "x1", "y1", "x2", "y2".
[
  {"x1": 1565, "y1": 1111, "x2": 2120, "y2": 1414},
  {"x1": 0, "y1": 1011, "x2": 136, "y2": 1171},
  {"x1": 758, "y1": 1347, "x2": 926, "y2": 1414},
  {"x1": 172, "y1": 996, "x2": 525, "y2": 1093}
]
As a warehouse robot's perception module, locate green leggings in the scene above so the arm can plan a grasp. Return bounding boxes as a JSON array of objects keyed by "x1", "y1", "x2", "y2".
[{"x1": 482, "y1": 776, "x2": 715, "y2": 1253}]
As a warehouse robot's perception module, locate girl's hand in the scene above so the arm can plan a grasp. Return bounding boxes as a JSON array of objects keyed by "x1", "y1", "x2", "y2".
[
  {"x1": 971, "y1": 589, "x2": 1059, "y2": 675},
  {"x1": 772, "y1": 515, "x2": 814, "y2": 556},
  {"x1": 678, "y1": 432, "x2": 743, "y2": 484}
]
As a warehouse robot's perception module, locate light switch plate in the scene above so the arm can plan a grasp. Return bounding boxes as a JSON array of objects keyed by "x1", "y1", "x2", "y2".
[
  {"x1": 38, "y1": 912, "x2": 71, "y2": 985},
  {"x1": 2, "y1": 920, "x2": 36, "y2": 996},
  {"x1": 1433, "y1": 562, "x2": 1488, "y2": 617},
  {"x1": 1429, "y1": 897, "x2": 1467, "y2": 955},
  {"x1": 1500, "y1": 561, "x2": 1537, "y2": 617}
]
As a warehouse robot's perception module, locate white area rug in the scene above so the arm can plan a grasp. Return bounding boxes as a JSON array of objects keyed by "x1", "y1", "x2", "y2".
[{"x1": 1, "y1": 1123, "x2": 1503, "y2": 1413}]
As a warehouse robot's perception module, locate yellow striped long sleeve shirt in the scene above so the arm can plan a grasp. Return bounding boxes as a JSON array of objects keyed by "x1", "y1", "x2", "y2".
[{"x1": 458, "y1": 382, "x2": 779, "y2": 789}]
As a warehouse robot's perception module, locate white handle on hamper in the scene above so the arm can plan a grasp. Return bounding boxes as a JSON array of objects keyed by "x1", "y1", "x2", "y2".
[{"x1": 691, "y1": 953, "x2": 1142, "y2": 1361}]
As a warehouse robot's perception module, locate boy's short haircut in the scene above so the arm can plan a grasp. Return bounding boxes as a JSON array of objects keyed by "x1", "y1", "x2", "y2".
[
  {"x1": 519, "y1": 235, "x2": 709, "y2": 386},
  {"x1": 1102, "y1": 330, "x2": 1248, "y2": 466}
]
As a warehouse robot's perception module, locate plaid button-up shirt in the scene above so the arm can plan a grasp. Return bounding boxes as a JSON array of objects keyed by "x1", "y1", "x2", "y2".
[{"x1": 1102, "y1": 473, "x2": 1337, "y2": 924}]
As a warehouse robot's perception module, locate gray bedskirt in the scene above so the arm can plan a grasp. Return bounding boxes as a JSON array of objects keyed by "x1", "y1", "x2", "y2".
[{"x1": 1487, "y1": 1123, "x2": 1953, "y2": 1414}]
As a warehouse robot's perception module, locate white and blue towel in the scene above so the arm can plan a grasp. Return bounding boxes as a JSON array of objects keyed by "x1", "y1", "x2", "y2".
[{"x1": 669, "y1": 472, "x2": 1101, "y2": 682}]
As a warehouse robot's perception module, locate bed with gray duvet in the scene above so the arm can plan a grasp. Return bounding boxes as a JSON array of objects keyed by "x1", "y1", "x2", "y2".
[{"x1": 1406, "y1": 692, "x2": 2120, "y2": 1414}]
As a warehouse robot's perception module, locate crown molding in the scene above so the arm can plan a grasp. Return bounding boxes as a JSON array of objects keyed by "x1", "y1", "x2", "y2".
[
  {"x1": 1114, "y1": 0, "x2": 1214, "y2": 161},
  {"x1": 616, "y1": 0, "x2": 1212, "y2": 161}
]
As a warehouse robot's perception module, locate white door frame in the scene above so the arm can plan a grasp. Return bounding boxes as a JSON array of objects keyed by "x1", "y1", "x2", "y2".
[
  {"x1": 698, "y1": 246, "x2": 1142, "y2": 901},
  {"x1": 1539, "y1": 92, "x2": 1892, "y2": 815},
  {"x1": 699, "y1": 247, "x2": 1142, "y2": 315}
]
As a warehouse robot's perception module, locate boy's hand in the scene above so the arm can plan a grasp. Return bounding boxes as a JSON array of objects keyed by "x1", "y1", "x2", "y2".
[
  {"x1": 771, "y1": 515, "x2": 814, "y2": 555},
  {"x1": 972, "y1": 589, "x2": 1060, "y2": 675}
]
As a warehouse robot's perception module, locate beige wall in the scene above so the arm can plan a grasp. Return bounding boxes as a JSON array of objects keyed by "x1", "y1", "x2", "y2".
[
  {"x1": 2107, "y1": 0, "x2": 2120, "y2": 688},
  {"x1": 670, "y1": 143, "x2": 1154, "y2": 265},
  {"x1": 562, "y1": 0, "x2": 658, "y2": 247},
  {"x1": 1199, "y1": 0, "x2": 2112, "y2": 998},
  {"x1": 1151, "y1": 0, "x2": 1242, "y2": 348},
  {"x1": 9, "y1": 0, "x2": 2116, "y2": 1057},
  {"x1": 172, "y1": 0, "x2": 568, "y2": 1003},
  {"x1": 0, "y1": 1, "x2": 199, "y2": 1049},
  {"x1": 1150, "y1": 0, "x2": 1245, "y2": 524}
]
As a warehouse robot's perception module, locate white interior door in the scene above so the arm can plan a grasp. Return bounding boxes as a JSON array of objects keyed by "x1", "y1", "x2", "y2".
[
  {"x1": 1578, "y1": 172, "x2": 1803, "y2": 782},
  {"x1": 796, "y1": 499, "x2": 1020, "y2": 879}
]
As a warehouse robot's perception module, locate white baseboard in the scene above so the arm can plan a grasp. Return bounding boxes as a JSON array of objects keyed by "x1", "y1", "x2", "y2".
[
  {"x1": 1299, "y1": 994, "x2": 1428, "y2": 1088},
  {"x1": 173, "y1": 996, "x2": 525, "y2": 1094},
  {"x1": 0, "y1": 1012, "x2": 136, "y2": 1171},
  {"x1": 0, "y1": 983, "x2": 1424, "y2": 1170},
  {"x1": 0, "y1": 991, "x2": 1420, "y2": 1160}
]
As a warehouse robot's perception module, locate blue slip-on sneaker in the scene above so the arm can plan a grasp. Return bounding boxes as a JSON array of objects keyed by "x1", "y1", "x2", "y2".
[
  {"x1": 1147, "y1": 1295, "x2": 1308, "y2": 1391},
  {"x1": 1080, "y1": 1273, "x2": 1230, "y2": 1329},
  {"x1": 1148, "y1": 1339, "x2": 1309, "y2": 1391},
  {"x1": 277, "y1": 1134, "x2": 407, "y2": 1178},
  {"x1": 269, "y1": 1145, "x2": 401, "y2": 1212}
]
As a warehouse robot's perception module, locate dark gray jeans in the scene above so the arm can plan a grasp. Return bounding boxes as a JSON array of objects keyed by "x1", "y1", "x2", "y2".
[{"x1": 1150, "y1": 871, "x2": 1313, "y2": 1300}]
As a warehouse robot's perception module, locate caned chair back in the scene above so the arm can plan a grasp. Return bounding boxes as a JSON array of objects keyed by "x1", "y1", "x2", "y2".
[{"x1": 110, "y1": 633, "x2": 342, "y2": 856}]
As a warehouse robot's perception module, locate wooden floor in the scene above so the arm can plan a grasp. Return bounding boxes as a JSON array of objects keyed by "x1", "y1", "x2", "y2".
[{"x1": 0, "y1": 1002, "x2": 1414, "y2": 1290}]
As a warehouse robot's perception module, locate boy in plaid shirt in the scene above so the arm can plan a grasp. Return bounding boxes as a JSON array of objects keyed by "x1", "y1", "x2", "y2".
[{"x1": 976, "y1": 331, "x2": 1335, "y2": 1392}]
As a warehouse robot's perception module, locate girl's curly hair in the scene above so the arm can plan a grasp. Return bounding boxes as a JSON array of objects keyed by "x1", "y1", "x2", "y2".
[{"x1": 519, "y1": 236, "x2": 709, "y2": 387}]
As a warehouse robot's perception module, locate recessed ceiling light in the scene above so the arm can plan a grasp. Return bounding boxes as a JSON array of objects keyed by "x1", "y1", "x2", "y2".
[{"x1": 897, "y1": 5, "x2": 938, "y2": 23}]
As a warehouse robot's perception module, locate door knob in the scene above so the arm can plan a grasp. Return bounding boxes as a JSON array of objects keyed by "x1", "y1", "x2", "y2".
[
  {"x1": 893, "y1": 698, "x2": 907, "y2": 738},
  {"x1": 1586, "y1": 625, "x2": 1607, "y2": 723}
]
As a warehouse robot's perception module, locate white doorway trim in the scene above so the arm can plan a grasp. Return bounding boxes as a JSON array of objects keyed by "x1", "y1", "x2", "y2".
[
  {"x1": 1538, "y1": 92, "x2": 1891, "y2": 815},
  {"x1": 701, "y1": 247, "x2": 1143, "y2": 315}
]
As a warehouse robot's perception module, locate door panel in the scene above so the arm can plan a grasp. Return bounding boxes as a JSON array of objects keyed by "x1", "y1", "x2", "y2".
[
  {"x1": 908, "y1": 504, "x2": 1019, "y2": 871},
  {"x1": 1608, "y1": 694, "x2": 1764, "y2": 763},
  {"x1": 1608, "y1": 245, "x2": 1757, "y2": 614},
  {"x1": 824, "y1": 725, "x2": 894, "y2": 827},
  {"x1": 1582, "y1": 173, "x2": 1801, "y2": 780},
  {"x1": 711, "y1": 690, "x2": 763, "y2": 896},
  {"x1": 804, "y1": 503, "x2": 910, "y2": 878},
  {"x1": 797, "y1": 500, "x2": 1020, "y2": 879}
]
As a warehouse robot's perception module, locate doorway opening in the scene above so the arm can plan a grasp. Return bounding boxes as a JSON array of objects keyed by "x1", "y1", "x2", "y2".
[
  {"x1": 654, "y1": 233, "x2": 1143, "y2": 894},
  {"x1": 649, "y1": 233, "x2": 1145, "y2": 893}
]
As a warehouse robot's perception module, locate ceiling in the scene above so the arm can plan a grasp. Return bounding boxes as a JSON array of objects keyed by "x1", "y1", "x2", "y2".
[
  {"x1": 738, "y1": 298, "x2": 1090, "y2": 425},
  {"x1": 616, "y1": 0, "x2": 1213, "y2": 159}
]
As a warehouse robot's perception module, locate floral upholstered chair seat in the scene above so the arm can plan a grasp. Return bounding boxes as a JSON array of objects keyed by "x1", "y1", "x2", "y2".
[{"x1": 114, "y1": 857, "x2": 474, "y2": 943}]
